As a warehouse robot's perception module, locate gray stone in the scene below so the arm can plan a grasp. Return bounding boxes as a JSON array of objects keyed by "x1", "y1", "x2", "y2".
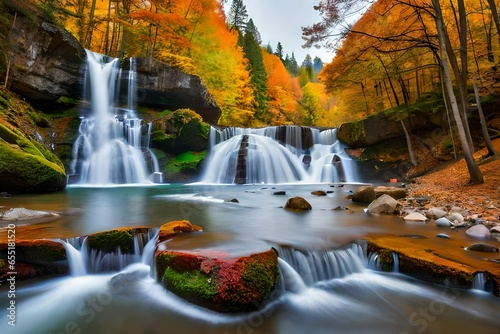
[
  {"x1": 0, "y1": 207, "x2": 59, "y2": 221},
  {"x1": 352, "y1": 186, "x2": 376, "y2": 203},
  {"x1": 367, "y1": 194, "x2": 398, "y2": 215},
  {"x1": 435, "y1": 217, "x2": 452, "y2": 227},
  {"x1": 465, "y1": 225, "x2": 491, "y2": 238},
  {"x1": 426, "y1": 207, "x2": 447, "y2": 220},
  {"x1": 447, "y1": 212, "x2": 464, "y2": 223},
  {"x1": 465, "y1": 244, "x2": 499, "y2": 253},
  {"x1": 404, "y1": 212, "x2": 428, "y2": 222}
]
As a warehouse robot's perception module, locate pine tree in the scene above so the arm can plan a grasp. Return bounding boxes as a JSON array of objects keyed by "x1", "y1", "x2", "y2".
[
  {"x1": 240, "y1": 29, "x2": 269, "y2": 123},
  {"x1": 275, "y1": 42, "x2": 284, "y2": 61},
  {"x1": 246, "y1": 18, "x2": 262, "y2": 44},
  {"x1": 285, "y1": 52, "x2": 299, "y2": 76},
  {"x1": 227, "y1": 0, "x2": 248, "y2": 32}
]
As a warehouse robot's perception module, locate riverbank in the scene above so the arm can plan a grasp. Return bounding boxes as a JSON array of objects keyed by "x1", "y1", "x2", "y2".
[{"x1": 407, "y1": 138, "x2": 500, "y2": 226}]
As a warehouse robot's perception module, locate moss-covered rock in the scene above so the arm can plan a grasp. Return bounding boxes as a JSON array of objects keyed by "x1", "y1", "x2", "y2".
[
  {"x1": 156, "y1": 248, "x2": 280, "y2": 312},
  {"x1": 158, "y1": 220, "x2": 203, "y2": 243},
  {"x1": 0, "y1": 124, "x2": 66, "y2": 193},
  {"x1": 86, "y1": 228, "x2": 136, "y2": 253}
]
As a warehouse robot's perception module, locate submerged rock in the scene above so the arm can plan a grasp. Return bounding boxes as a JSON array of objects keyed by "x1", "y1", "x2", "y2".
[
  {"x1": 0, "y1": 207, "x2": 59, "y2": 221},
  {"x1": 465, "y1": 244, "x2": 500, "y2": 253},
  {"x1": 436, "y1": 233, "x2": 451, "y2": 239},
  {"x1": 156, "y1": 248, "x2": 280, "y2": 312},
  {"x1": 466, "y1": 225, "x2": 491, "y2": 238},
  {"x1": 285, "y1": 197, "x2": 312, "y2": 211},
  {"x1": 311, "y1": 190, "x2": 327, "y2": 196},
  {"x1": 367, "y1": 194, "x2": 398, "y2": 214}
]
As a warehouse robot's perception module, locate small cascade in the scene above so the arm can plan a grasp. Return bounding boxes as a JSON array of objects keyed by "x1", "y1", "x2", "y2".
[
  {"x1": 202, "y1": 126, "x2": 359, "y2": 184},
  {"x1": 473, "y1": 272, "x2": 485, "y2": 291},
  {"x1": 367, "y1": 251, "x2": 400, "y2": 273},
  {"x1": 69, "y1": 50, "x2": 159, "y2": 185},
  {"x1": 63, "y1": 229, "x2": 158, "y2": 275},
  {"x1": 277, "y1": 258, "x2": 307, "y2": 293},
  {"x1": 275, "y1": 243, "x2": 366, "y2": 286}
]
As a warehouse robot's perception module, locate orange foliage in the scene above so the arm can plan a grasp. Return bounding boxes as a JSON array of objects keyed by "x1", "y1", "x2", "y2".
[{"x1": 262, "y1": 50, "x2": 302, "y2": 124}]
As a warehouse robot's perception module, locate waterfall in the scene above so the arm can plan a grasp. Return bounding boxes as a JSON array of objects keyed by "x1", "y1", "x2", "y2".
[
  {"x1": 473, "y1": 272, "x2": 485, "y2": 291},
  {"x1": 367, "y1": 250, "x2": 400, "y2": 273},
  {"x1": 62, "y1": 229, "x2": 158, "y2": 275},
  {"x1": 276, "y1": 243, "x2": 366, "y2": 286},
  {"x1": 202, "y1": 126, "x2": 359, "y2": 184},
  {"x1": 69, "y1": 50, "x2": 160, "y2": 185}
]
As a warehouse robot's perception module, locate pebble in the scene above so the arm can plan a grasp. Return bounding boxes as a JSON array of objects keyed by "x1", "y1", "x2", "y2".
[{"x1": 436, "y1": 233, "x2": 450, "y2": 239}]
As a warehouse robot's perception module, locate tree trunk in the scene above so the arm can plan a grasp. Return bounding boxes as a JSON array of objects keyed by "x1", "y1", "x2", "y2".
[
  {"x1": 487, "y1": 0, "x2": 500, "y2": 48},
  {"x1": 473, "y1": 72, "x2": 496, "y2": 157},
  {"x1": 432, "y1": 0, "x2": 483, "y2": 184},
  {"x1": 400, "y1": 119, "x2": 417, "y2": 166}
]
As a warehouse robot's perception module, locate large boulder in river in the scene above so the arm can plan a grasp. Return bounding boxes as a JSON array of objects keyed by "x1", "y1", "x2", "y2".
[
  {"x1": 134, "y1": 58, "x2": 221, "y2": 124},
  {"x1": 156, "y1": 248, "x2": 280, "y2": 312},
  {"x1": 285, "y1": 197, "x2": 312, "y2": 211},
  {"x1": 367, "y1": 194, "x2": 398, "y2": 214},
  {"x1": 352, "y1": 186, "x2": 376, "y2": 203}
]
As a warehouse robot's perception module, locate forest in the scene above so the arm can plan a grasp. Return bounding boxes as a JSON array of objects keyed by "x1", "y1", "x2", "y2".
[{"x1": 1, "y1": 0, "x2": 500, "y2": 133}]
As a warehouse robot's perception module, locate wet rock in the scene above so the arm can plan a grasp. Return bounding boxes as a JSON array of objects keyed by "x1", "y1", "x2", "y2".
[
  {"x1": 490, "y1": 226, "x2": 500, "y2": 234},
  {"x1": 156, "y1": 248, "x2": 280, "y2": 312},
  {"x1": 447, "y1": 212, "x2": 465, "y2": 224},
  {"x1": 87, "y1": 227, "x2": 149, "y2": 254},
  {"x1": 225, "y1": 198, "x2": 239, "y2": 203},
  {"x1": 374, "y1": 186, "x2": 407, "y2": 200},
  {"x1": 311, "y1": 190, "x2": 327, "y2": 196},
  {"x1": 285, "y1": 197, "x2": 312, "y2": 211},
  {"x1": 352, "y1": 186, "x2": 376, "y2": 203},
  {"x1": 367, "y1": 194, "x2": 398, "y2": 215},
  {"x1": 465, "y1": 244, "x2": 500, "y2": 253},
  {"x1": 0, "y1": 192, "x2": 11, "y2": 198},
  {"x1": 404, "y1": 212, "x2": 428, "y2": 222},
  {"x1": 465, "y1": 225, "x2": 491, "y2": 238},
  {"x1": 158, "y1": 220, "x2": 203, "y2": 243},
  {"x1": 332, "y1": 206, "x2": 354, "y2": 213},
  {"x1": 436, "y1": 233, "x2": 451, "y2": 239},
  {"x1": 426, "y1": 207, "x2": 447, "y2": 220},
  {"x1": 273, "y1": 191, "x2": 286, "y2": 195},
  {"x1": 435, "y1": 217, "x2": 452, "y2": 227},
  {"x1": 0, "y1": 207, "x2": 59, "y2": 221}
]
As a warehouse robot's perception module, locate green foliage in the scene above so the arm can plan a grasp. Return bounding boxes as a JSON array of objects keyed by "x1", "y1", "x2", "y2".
[
  {"x1": 164, "y1": 267, "x2": 217, "y2": 301},
  {"x1": 87, "y1": 229, "x2": 134, "y2": 253},
  {"x1": 165, "y1": 151, "x2": 206, "y2": 174}
]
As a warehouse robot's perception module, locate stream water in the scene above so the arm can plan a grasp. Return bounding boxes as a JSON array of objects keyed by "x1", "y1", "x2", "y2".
[{"x1": 1, "y1": 184, "x2": 500, "y2": 334}]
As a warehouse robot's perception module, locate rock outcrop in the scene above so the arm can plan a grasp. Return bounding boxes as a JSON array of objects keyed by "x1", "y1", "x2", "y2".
[
  {"x1": 8, "y1": 18, "x2": 85, "y2": 104},
  {"x1": 134, "y1": 58, "x2": 221, "y2": 124}
]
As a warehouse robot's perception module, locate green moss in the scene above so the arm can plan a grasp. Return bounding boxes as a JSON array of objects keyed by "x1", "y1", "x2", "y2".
[
  {"x1": 242, "y1": 262, "x2": 279, "y2": 299},
  {"x1": 164, "y1": 151, "x2": 206, "y2": 174},
  {"x1": 164, "y1": 267, "x2": 217, "y2": 301},
  {"x1": 23, "y1": 244, "x2": 67, "y2": 262},
  {"x1": 344, "y1": 120, "x2": 365, "y2": 146},
  {"x1": 87, "y1": 229, "x2": 135, "y2": 253}
]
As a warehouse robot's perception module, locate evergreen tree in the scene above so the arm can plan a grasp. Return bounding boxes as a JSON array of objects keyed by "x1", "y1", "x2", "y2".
[
  {"x1": 241, "y1": 30, "x2": 269, "y2": 122},
  {"x1": 227, "y1": 0, "x2": 248, "y2": 32},
  {"x1": 299, "y1": 54, "x2": 314, "y2": 85},
  {"x1": 285, "y1": 52, "x2": 299, "y2": 76},
  {"x1": 275, "y1": 42, "x2": 284, "y2": 61},
  {"x1": 266, "y1": 43, "x2": 273, "y2": 54},
  {"x1": 313, "y1": 56, "x2": 323, "y2": 74},
  {"x1": 246, "y1": 18, "x2": 262, "y2": 44}
]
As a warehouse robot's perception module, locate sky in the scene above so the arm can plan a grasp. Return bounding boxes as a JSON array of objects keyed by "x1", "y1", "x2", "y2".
[{"x1": 223, "y1": 0, "x2": 336, "y2": 65}]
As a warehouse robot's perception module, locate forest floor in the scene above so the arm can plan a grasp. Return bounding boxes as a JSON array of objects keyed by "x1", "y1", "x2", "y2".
[{"x1": 407, "y1": 138, "x2": 500, "y2": 225}]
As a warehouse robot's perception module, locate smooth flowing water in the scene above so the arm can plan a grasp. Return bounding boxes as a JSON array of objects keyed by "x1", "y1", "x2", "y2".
[{"x1": 1, "y1": 184, "x2": 500, "y2": 334}]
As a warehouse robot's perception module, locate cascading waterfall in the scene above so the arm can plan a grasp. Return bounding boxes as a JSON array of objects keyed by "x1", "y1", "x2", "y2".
[
  {"x1": 68, "y1": 49, "x2": 160, "y2": 185},
  {"x1": 202, "y1": 126, "x2": 359, "y2": 184}
]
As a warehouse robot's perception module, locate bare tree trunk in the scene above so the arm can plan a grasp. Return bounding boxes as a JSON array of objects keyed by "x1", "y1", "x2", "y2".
[
  {"x1": 400, "y1": 119, "x2": 417, "y2": 166},
  {"x1": 487, "y1": 0, "x2": 500, "y2": 48},
  {"x1": 473, "y1": 72, "x2": 496, "y2": 157},
  {"x1": 432, "y1": 0, "x2": 483, "y2": 184}
]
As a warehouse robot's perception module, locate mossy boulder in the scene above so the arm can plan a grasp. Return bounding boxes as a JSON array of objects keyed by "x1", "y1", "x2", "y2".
[
  {"x1": 0, "y1": 239, "x2": 67, "y2": 280},
  {"x1": 156, "y1": 248, "x2": 280, "y2": 312},
  {"x1": 0, "y1": 123, "x2": 66, "y2": 194},
  {"x1": 374, "y1": 186, "x2": 407, "y2": 200},
  {"x1": 87, "y1": 227, "x2": 147, "y2": 253}
]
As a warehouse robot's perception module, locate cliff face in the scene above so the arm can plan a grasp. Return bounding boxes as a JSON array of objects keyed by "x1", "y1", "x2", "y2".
[{"x1": 8, "y1": 19, "x2": 85, "y2": 103}]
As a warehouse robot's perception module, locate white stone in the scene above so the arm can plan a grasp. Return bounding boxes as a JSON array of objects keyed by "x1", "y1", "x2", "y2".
[
  {"x1": 404, "y1": 212, "x2": 428, "y2": 222},
  {"x1": 0, "y1": 207, "x2": 59, "y2": 221},
  {"x1": 435, "y1": 217, "x2": 451, "y2": 227},
  {"x1": 465, "y1": 225, "x2": 491, "y2": 238}
]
